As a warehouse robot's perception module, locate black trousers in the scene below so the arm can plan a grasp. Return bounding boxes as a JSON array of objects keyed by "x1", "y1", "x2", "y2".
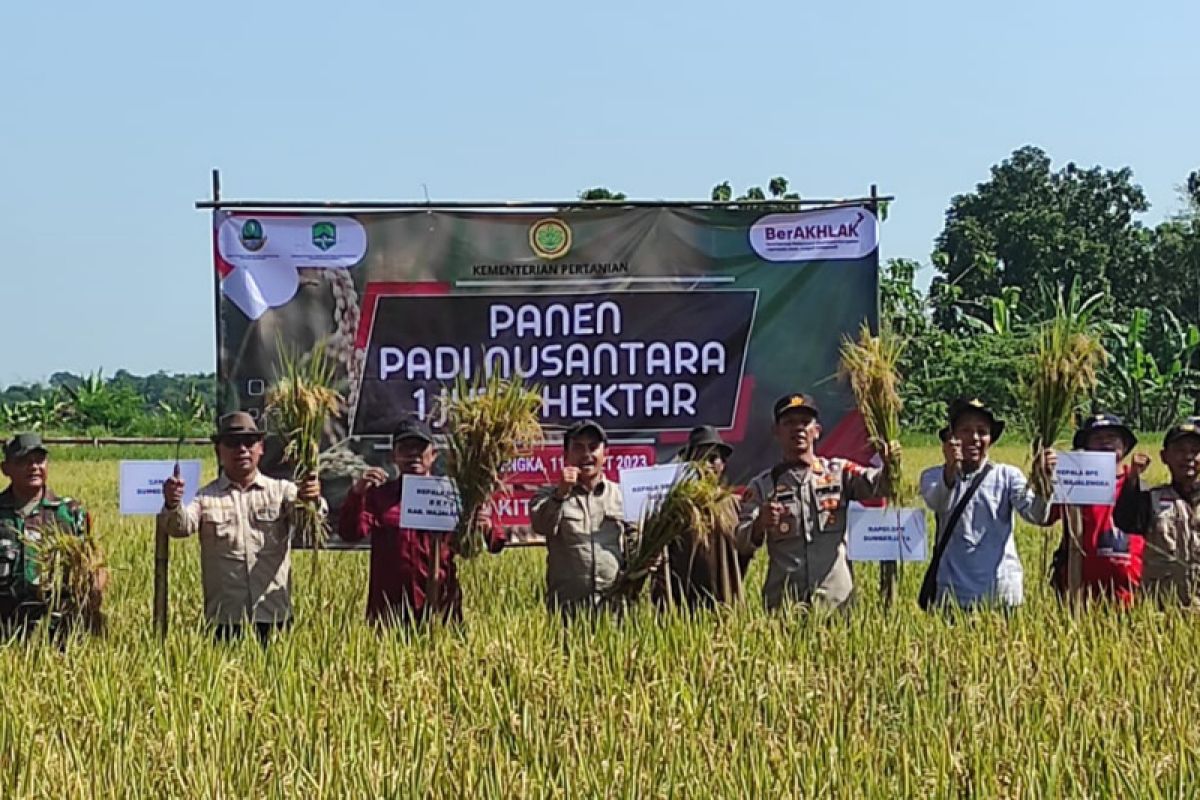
[{"x1": 213, "y1": 620, "x2": 290, "y2": 645}]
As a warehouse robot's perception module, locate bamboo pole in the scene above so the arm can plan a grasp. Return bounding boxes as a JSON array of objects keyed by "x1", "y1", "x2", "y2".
[
  {"x1": 196, "y1": 195, "x2": 895, "y2": 212},
  {"x1": 1065, "y1": 506, "x2": 1085, "y2": 605},
  {"x1": 153, "y1": 520, "x2": 169, "y2": 639},
  {"x1": 153, "y1": 460, "x2": 178, "y2": 640},
  {"x1": 425, "y1": 534, "x2": 442, "y2": 626},
  {"x1": 880, "y1": 561, "x2": 897, "y2": 608}
]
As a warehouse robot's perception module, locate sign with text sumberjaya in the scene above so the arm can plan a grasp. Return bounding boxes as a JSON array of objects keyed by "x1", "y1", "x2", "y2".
[{"x1": 212, "y1": 204, "x2": 880, "y2": 536}]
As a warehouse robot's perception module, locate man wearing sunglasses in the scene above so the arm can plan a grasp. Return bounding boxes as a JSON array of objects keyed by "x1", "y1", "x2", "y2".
[{"x1": 158, "y1": 411, "x2": 324, "y2": 643}]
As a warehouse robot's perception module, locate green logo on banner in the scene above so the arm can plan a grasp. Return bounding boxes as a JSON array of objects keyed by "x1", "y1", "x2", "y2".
[
  {"x1": 312, "y1": 221, "x2": 337, "y2": 251},
  {"x1": 529, "y1": 219, "x2": 571, "y2": 260},
  {"x1": 240, "y1": 219, "x2": 266, "y2": 251}
]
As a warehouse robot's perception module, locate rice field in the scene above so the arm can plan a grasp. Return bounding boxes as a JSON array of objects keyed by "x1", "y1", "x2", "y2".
[{"x1": 2, "y1": 439, "x2": 1198, "y2": 797}]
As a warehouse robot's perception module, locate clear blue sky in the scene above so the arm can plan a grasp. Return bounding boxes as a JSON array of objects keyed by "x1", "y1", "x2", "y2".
[{"x1": 3, "y1": 0, "x2": 1196, "y2": 386}]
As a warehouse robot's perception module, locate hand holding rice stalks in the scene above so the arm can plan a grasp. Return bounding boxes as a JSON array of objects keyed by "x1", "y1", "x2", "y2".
[
  {"x1": 1023, "y1": 281, "x2": 1106, "y2": 497},
  {"x1": 442, "y1": 372, "x2": 543, "y2": 559},
  {"x1": 265, "y1": 339, "x2": 342, "y2": 555},
  {"x1": 610, "y1": 463, "x2": 738, "y2": 601},
  {"x1": 839, "y1": 322, "x2": 910, "y2": 505},
  {"x1": 31, "y1": 522, "x2": 106, "y2": 635}
]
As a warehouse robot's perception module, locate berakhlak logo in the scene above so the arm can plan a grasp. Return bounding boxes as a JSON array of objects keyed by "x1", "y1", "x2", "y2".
[
  {"x1": 312, "y1": 221, "x2": 337, "y2": 251},
  {"x1": 529, "y1": 218, "x2": 571, "y2": 260},
  {"x1": 239, "y1": 219, "x2": 266, "y2": 252},
  {"x1": 749, "y1": 206, "x2": 878, "y2": 262}
]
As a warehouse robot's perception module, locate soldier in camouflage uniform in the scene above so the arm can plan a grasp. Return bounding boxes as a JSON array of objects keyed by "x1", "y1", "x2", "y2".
[{"x1": 0, "y1": 433, "x2": 101, "y2": 634}]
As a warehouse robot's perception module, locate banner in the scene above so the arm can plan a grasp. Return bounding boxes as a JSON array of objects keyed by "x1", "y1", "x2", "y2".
[
  {"x1": 212, "y1": 204, "x2": 880, "y2": 542},
  {"x1": 355, "y1": 290, "x2": 756, "y2": 434}
]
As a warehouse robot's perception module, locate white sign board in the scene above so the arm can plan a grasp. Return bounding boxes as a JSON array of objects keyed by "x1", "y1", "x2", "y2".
[
  {"x1": 847, "y1": 503, "x2": 928, "y2": 562},
  {"x1": 619, "y1": 464, "x2": 684, "y2": 522},
  {"x1": 1053, "y1": 450, "x2": 1117, "y2": 506},
  {"x1": 119, "y1": 460, "x2": 203, "y2": 515},
  {"x1": 399, "y1": 475, "x2": 460, "y2": 532}
]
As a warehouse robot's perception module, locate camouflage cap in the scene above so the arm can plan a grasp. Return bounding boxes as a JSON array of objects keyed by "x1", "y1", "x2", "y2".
[{"x1": 3, "y1": 432, "x2": 48, "y2": 460}]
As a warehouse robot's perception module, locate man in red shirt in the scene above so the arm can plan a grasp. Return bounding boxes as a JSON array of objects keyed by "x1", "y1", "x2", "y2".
[
  {"x1": 338, "y1": 416, "x2": 494, "y2": 625},
  {"x1": 1045, "y1": 413, "x2": 1142, "y2": 605}
]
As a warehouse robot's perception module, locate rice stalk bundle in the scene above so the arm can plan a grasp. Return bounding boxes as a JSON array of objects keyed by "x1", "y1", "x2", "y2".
[
  {"x1": 265, "y1": 339, "x2": 342, "y2": 559},
  {"x1": 610, "y1": 463, "x2": 737, "y2": 599},
  {"x1": 1023, "y1": 284, "x2": 1106, "y2": 497},
  {"x1": 442, "y1": 371, "x2": 543, "y2": 559},
  {"x1": 31, "y1": 521, "x2": 106, "y2": 634},
  {"x1": 839, "y1": 322, "x2": 910, "y2": 505}
]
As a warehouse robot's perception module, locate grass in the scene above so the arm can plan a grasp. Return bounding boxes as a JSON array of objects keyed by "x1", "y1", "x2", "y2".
[{"x1": 1, "y1": 440, "x2": 1197, "y2": 797}]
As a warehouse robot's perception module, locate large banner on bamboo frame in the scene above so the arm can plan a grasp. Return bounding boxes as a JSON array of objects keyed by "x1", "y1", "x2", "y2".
[{"x1": 211, "y1": 204, "x2": 881, "y2": 544}]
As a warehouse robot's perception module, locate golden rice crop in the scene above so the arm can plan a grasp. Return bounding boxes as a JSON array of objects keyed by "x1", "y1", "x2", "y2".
[
  {"x1": 612, "y1": 462, "x2": 738, "y2": 600},
  {"x1": 840, "y1": 322, "x2": 909, "y2": 601},
  {"x1": 4, "y1": 441, "x2": 1199, "y2": 798},
  {"x1": 1023, "y1": 285, "x2": 1106, "y2": 497},
  {"x1": 30, "y1": 520, "x2": 106, "y2": 635},
  {"x1": 265, "y1": 338, "x2": 342, "y2": 567},
  {"x1": 441, "y1": 371, "x2": 543, "y2": 558},
  {"x1": 839, "y1": 321, "x2": 909, "y2": 505}
]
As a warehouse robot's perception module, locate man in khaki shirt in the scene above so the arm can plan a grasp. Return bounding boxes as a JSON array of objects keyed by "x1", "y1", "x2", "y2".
[
  {"x1": 531, "y1": 420, "x2": 633, "y2": 615},
  {"x1": 158, "y1": 412, "x2": 324, "y2": 642},
  {"x1": 1113, "y1": 418, "x2": 1200, "y2": 606},
  {"x1": 736, "y1": 393, "x2": 896, "y2": 612}
]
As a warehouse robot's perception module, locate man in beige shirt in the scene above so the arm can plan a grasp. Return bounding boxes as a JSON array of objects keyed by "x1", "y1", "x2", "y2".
[
  {"x1": 530, "y1": 420, "x2": 633, "y2": 615},
  {"x1": 1114, "y1": 417, "x2": 1200, "y2": 606},
  {"x1": 158, "y1": 411, "x2": 324, "y2": 643}
]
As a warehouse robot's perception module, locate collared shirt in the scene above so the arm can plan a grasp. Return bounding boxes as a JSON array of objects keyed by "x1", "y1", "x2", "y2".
[
  {"x1": 920, "y1": 461, "x2": 1051, "y2": 609},
  {"x1": 735, "y1": 457, "x2": 885, "y2": 610},
  {"x1": 156, "y1": 472, "x2": 326, "y2": 625},
  {"x1": 530, "y1": 479, "x2": 628, "y2": 612},
  {"x1": 1113, "y1": 479, "x2": 1200, "y2": 605},
  {"x1": 337, "y1": 480, "x2": 461, "y2": 624}
]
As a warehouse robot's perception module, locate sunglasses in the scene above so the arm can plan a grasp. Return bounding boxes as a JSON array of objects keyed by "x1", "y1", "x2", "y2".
[{"x1": 218, "y1": 436, "x2": 262, "y2": 450}]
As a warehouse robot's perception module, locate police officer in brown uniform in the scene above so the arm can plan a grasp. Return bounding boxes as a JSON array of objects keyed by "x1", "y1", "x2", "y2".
[{"x1": 735, "y1": 394, "x2": 897, "y2": 612}]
